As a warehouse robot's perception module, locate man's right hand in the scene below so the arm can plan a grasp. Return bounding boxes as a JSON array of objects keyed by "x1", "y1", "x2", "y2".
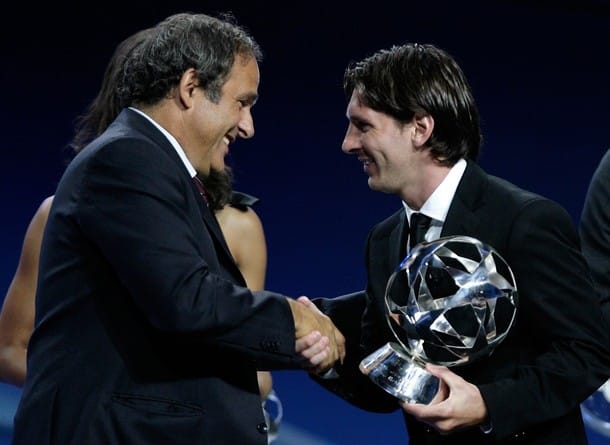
[{"x1": 287, "y1": 296, "x2": 345, "y2": 374}]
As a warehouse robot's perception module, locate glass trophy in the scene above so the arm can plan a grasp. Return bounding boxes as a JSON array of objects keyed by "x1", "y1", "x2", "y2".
[{"x1": 360, "y1": 235, "x2": 518, "y2": 404}]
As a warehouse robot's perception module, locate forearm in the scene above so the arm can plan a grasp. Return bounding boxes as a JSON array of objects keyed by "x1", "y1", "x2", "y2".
[{"x1": 0, "y1": 344, "x2": 27, "y2": 386}]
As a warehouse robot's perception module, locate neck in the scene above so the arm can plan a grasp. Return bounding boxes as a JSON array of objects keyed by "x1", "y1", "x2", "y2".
[{"x1": 401, "y1": 162, "x2": 452, "y2": 210}]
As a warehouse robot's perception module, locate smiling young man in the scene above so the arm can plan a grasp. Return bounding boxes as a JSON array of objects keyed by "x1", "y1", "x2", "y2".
[
  {"x1": 12, "y1": 12, "x2": 344, "y2": 445},
  {"x1": 310, "y1": 43, "x2": 610, "y2": 444}
]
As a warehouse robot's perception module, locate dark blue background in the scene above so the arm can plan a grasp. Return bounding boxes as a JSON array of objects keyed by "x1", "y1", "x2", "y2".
[{"x1": 1, "y1": 1, "x2": 609, "y2": 443}]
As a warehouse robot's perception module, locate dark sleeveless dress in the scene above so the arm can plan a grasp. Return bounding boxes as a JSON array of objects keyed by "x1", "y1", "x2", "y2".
[{"x1": 229, "y1": 191, "x2": 259, "y2": 210}]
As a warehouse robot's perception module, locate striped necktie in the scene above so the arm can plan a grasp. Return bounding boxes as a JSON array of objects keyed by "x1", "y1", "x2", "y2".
[{"x1": 192, "y1": 176, "x2": 209, "y2": 206}]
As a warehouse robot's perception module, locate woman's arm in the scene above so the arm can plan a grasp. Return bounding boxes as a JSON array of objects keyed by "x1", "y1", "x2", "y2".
[{"x1": 0, "y1": 196, "x2": 53, "y2": 386}]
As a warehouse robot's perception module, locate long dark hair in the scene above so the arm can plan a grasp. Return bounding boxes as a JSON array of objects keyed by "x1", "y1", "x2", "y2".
[
  {"x1": 70, "y1": 28, "x2": 155, "y2": 153},
  {"x1": 201, "y1": 168, "x2": 234, "y2": 211}
]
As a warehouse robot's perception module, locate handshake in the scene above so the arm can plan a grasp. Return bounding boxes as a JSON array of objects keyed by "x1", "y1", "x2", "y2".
[{"x1": 288, "y1": 296, "x2": 346, "y2": 374}]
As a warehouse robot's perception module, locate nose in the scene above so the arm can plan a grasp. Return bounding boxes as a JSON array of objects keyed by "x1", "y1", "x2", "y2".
[
  {"x1": 341, "y1": 124, "x2": 359, "y2": 154},
  {"x1": 238, "y1": 109, "x2": 255, "y2": 139}
]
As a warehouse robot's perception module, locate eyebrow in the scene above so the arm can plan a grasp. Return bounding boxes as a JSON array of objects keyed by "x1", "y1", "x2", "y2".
[
  {"x1": 348, "y1": 115, "x2": 369, "y2": 126},
  {"x1": 240, "y1": 93, "x2": 259, "y2": 106}
]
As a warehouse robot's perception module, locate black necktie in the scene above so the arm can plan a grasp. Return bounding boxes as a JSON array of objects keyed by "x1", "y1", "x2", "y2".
[{"x1": 409, "y1": 213, "x2": 432, "y2": 251}]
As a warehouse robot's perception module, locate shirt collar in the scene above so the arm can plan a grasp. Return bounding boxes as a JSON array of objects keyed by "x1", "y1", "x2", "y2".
[
  {"x1": 402, "y1": 158, "x2": 467, "y2": 224},
  {"x1": 129, "y1": 107, "x2": 197, "y2": 178}
]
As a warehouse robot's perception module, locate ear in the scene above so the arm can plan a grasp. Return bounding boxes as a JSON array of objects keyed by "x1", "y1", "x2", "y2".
[
  {"x1": 177, "y1": 68, "x2": 200, "y2": 109},
  {"x1": 412, "y1": 114, "x2": 434, "y2": 148}
]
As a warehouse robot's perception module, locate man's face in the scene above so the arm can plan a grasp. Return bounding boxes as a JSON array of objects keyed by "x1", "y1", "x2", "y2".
[
  {"x1": 342, "y1": 91, "x2": 424, "y2": 196},
  {"x1": 187, "y1": 55, "x2": 259, "y2": 175}
]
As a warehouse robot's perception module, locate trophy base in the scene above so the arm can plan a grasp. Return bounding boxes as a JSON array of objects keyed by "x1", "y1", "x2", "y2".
[{"x1": 359, "y1": 342, "x2": 439, "y2": 404}]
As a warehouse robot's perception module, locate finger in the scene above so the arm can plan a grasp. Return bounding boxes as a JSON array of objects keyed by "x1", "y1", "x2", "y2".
[
  {"x1": 430, "y1": 378, "x2": 449, "y2": 404},
  {"x1": 306, "y1": 347, "x2": 331, "y2": 368},
  {"x1": 298, "y1": 296, "x2": 323, "y2": 315},
  {"x1": 400, "y1": 400, "x2": 428, "y2": 417},
  {"x1": 296, "y1": 335, "x2": 329, "y2": 359},
  {"x1": 297, "y1": 296, "x2": 314, "y2": 306},
  {"x1": 295, "y1": 331, "x2": 321, "y2": 353},
  {"x1": 400, "y1": 401, "x2": 445, "y2": 430},
  {"x1": 425, "y1": 364, "x2": 458, "y2": 388},
  {"x1": 334, "y1": 328, "x2": 346, "y2": 353},
  {"x1": 297, "y1": 345, "x2": 330, "y2": 369}
]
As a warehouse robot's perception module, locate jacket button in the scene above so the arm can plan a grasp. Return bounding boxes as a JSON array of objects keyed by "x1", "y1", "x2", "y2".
[{"x1": 257, "y1": 422, "x2": 269, "y2": 434}]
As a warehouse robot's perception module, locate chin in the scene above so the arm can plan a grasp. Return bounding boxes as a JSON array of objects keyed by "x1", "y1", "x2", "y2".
[
  {"x1": 368, "y1": 179, "x2": 393, "y2": 194},
  {"x1": 368, "y1": 178, "x2": 382, "y2": 190}
]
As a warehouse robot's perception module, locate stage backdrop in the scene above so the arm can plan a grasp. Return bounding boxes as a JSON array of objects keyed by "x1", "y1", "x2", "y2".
[{"x1": 1, "y1": 1, "x2": 608, "y2": 444}]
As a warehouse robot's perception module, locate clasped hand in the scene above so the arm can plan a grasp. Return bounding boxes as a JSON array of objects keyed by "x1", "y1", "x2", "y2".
[{"x1": 288, "y1": 296, "x2": 345, "y2": 374}]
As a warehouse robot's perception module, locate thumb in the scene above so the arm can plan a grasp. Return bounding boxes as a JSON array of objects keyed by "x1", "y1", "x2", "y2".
[
  {"x1": 297, "y1": 295, "x2": 316, "y2": 309},
  {"x1": 425, "y1": 364, "x2": 457, "y2": 386},
  {"x1": 423, "y1": 364, "x2": 452, "y2": 403}
]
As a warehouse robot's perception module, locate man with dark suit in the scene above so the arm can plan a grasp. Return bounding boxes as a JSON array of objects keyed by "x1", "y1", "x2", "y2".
[
  {"x1": 579, "y1": 149, "x2": 610, "y2": 437},
  {"x1": 581, "y1": 149, "x2": 610, "y2": 321},
  {"x1": 308, "y1": 43, "x2": 610, "y2": 444},
  {"x1": 11, "y1": 13, "x2": 344, "y2": 445}
]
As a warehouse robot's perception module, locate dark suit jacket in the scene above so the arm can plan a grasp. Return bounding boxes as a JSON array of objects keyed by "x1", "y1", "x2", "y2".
[
  {"x1": 580, "y1": 149, "x2": 610, "y2": 321},
  {"x1": 12, "y1": 109, "x2": 299, "y2": 445},
  {"x1": 314, "y1": 161, "x2": 610, "y2": 444}
]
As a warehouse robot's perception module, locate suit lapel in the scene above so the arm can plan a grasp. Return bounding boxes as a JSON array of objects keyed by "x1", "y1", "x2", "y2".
[
  {"x1": 392, "y1": 213, "x2": 408, "y2": 267},
  {"x1": 189, "y1": 181, "x2": 245, "y2": 286},
  {"x1": 441, "y1": 161, "x2": 486, "y2": 238},
  {"x1": 189, "y1": 180, "x2": 235, "y2": 255}
]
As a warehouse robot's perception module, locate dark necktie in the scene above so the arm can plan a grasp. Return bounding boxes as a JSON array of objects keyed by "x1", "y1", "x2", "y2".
[
  {"x1": 409, "y1": 213, "x2": 432, "y2": 251},
  {"x1": 192, "y1": 176, "x2": 209, "y2": 206}
]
